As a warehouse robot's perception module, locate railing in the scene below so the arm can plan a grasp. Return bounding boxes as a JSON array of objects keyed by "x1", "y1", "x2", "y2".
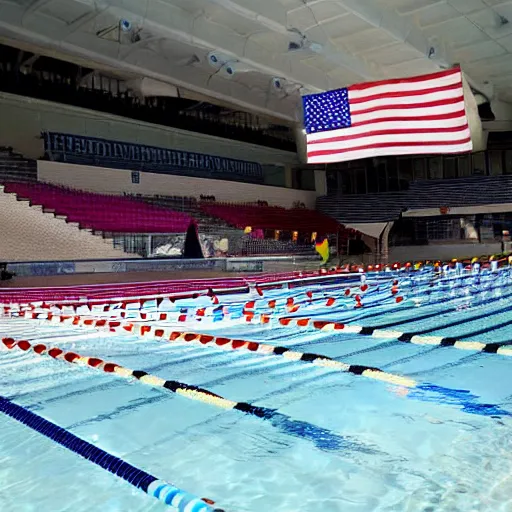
[{"x1": 110, "y1": 232, "x2": 326, "y2": 259}]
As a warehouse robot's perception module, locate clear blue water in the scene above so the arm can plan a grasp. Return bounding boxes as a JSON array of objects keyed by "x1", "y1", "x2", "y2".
[{"x1": 1, "y1": 268, "x2": 511, "y2": 512}]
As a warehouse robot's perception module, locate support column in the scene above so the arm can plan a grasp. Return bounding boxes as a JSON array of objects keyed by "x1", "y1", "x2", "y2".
[
  {"x1": 380, "y1": 221, "x2": 394, "y2": 264},
  {"x1": 285, "y1": 165, "x2": 293, "y2": 189},
  {"x1": 314, "y1": 169, "x2": 327, "y2": 196}
]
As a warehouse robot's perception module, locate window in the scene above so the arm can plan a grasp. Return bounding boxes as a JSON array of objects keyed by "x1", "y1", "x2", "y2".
[
  {"x1": 428, "y1": 157, "x2": 443, "y2": 179},
  {"x1": 444, "y1": 157, "x2": 457, "y2": 179},
  {"x1": 413, "y1": 158, "x2": 426, "y2": 180},
  {"x1": 377, "y1": 161, "x2": 387, "y2": 192},
  {"x1": 131, "y1": 171, "x2": 140, "y2": 184},
  {"x1": 504, "y1": 151, "x2": 512, "y2": 174},
  {"x1": 264, "y1": 165, "x2": 286, "y2": 187},
  {"x1": 339, "y1": 170, "x2": 352, "y2": 194},
  {"x1": 458, "y1": 155, "x2": 471, "y2": 177},
  {"x1": 472, "y1": 152, "x2": 486, "y2": 175},
  {"x1": 387, "y1": 158, "x2": 400, "y2": 191},
  {"x1": 354, "y1": 168, "x2": 367, "y2": 194},
  {"x1": 398, "y1": 158, "x2": 413, "y2": 189},
  {"x1": 326, "y1": 170, "x2": 338, "y2": 194},
  {"x1": 292, "y1": 169, "x2": 302, "y2": 190},
  {"x1": 489, "y1": 151, "x2": 503, "y2": 176},
  {"x1": 300, "y1": 169, "x2": 315, "y2": 191},
  {"x1": 366, "y1": 164, "x2": 379, "y2": 193}
]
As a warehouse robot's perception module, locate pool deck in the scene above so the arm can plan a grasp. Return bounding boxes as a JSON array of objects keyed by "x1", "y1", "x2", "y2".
[{"x1": 0, "y1": 270, "x2": 249, "y2": 289}]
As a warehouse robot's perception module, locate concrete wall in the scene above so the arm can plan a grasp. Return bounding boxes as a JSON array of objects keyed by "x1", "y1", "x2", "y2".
[
  {"x1": 8, "y1": 255, "x2": 319, "y2": 277},
  {"x1": 0, "y1": 186, "x2": 133, "y2": 262},
  {"x1": 0, "y1": 92, "x2": 299, "y2": 167},
  {"x1": 389, "y1": 243, "x2": 502, "y2": 263},
  {"x1": 38, "y1": 161, "x2": 318, "y2": 208}
]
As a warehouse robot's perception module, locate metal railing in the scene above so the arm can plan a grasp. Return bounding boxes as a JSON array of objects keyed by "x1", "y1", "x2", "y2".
[{"x1": 110, "y1": 231, "x2": 327, "y2": 259}]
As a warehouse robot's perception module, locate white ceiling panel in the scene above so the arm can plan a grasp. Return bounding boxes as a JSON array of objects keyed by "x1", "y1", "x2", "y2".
[
  {"x1": 492, "y1": 32, "x2": 512, "y2": 51},
  {"x1": 483, "y1": 0, "x2": 512, "y2": 7},
  {"x1": 411, "y1": 3, "x2": 461, "y2": 28},
  {"x1": 38, "y1": 0, "x2": 92, "y2": 25},
  {"x1": 423, "y1": 17, "x2": 490, "y2": 48},
  {"x1": 464, "y1": 53, "x2": 512, "y2": 76},
  {"x1": 467, "y1": 8, "x2": 512, "y2": 39},
  {"x1": 308, "y1": 1, "x2": 349, "y2": 23},
  {"x1": 382, "y1": 0, "x2": 446, "y2": 15},
  {"x1": 357, "y1": 42, "x2": 425, "y2": 66},
  {"x1": 384, "y1": 57, "x2": 440, "y2": 78},
  {"x1": 326, "y1": 66, "x2": 367, "y2": 88},
  {"x1": 335, "y1": 28, "x2": 400, "y2": 55},
  {"x1": 447, "y1": 0, "x2": 490, "y2": 15},
  {"x1": 324, "y1": 13, "x2": 375, "y2": 39},
  {"x1": 452, "y1": 40, "x2": 507, "y2": 61}
]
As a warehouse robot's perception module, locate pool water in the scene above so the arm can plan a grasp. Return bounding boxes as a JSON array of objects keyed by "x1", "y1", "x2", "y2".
[{"x1": 0, "y1": 267, "x2": 511, "y2": 512}]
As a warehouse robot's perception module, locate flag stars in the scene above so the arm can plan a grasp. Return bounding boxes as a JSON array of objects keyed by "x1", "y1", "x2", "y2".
[{"x1": 303, "y1": 88, "x2": 352, "y2": 135}]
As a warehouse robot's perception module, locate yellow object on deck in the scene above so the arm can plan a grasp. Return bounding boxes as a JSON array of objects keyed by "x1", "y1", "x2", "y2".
[{"x1": 315, "y1": 238, "x2": 329, "y2": 263}]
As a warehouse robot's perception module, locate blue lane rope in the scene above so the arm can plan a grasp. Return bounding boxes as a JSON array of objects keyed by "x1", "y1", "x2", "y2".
[{"x1": 0, "y1": 396, "x2": 221, "y2": 512}]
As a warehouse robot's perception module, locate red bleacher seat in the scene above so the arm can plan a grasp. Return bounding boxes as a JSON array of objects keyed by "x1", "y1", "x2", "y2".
[
  {"x1": 200, "y1": 202, "x2": 343, "y2": 234},
  {"x1": 3, "y1": 182, "x2": 193, "y2": 233}
]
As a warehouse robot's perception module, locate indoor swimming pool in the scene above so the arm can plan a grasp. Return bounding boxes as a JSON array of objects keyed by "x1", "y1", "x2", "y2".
[{"x1": 0, "y1": 266, "x2": 511, "y2": 512}]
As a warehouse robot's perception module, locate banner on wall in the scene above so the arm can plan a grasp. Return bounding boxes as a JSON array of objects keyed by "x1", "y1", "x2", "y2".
[{"x1": 42, "y1": 132, "x2": 264, "y2": 183}]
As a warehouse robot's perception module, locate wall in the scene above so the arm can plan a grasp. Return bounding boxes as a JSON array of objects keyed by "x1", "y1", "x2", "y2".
[
  {"x1": 8, "y1": 255, "x2": 319, "y2": 277},
  {"x1": 0, "y1": 92, "x2": 299, "y2": 167},
  {"x1": 389, "y1": 243, "x2": 502, "y2": 263},
  {"x1": 38, "y1": 161, "x2": 318, "y2": 208},
  {"x1": 0, "y1": 186, "x2": 133, "y2": 262}
]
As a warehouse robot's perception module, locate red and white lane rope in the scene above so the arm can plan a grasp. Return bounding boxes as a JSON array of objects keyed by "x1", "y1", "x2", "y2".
[{"x1": 7, "y1": 311, "x2": 417, "y2": 388}]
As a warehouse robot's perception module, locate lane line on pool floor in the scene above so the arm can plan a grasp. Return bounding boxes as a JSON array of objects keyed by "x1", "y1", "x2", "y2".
[
  {"x1": 9, "y1": 312, "x2": 418, "y2": 388},
  {"x1": 0, "y1": 394, "x2": 220, "y2": 512},
  {"x1": 0, "y1": 336, "x2": 376, "y2": 454}
]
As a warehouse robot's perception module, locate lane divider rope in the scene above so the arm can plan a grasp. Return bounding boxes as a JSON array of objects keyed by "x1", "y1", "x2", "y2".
[
  {"x1": 0, "y1": 336, "x2": 371, "y2": 453},
  {"x1": 6, "y1": 280, "x2": 376, "y2": 318},
  {"x1": 0, "y1": 394, "x2": 220, "y2": 512},
  {"x1": 270, "y1": 317, "x2": 512, "y2": 356},
  {"x1": 10, "y1": 311, "x2": 417, "y2": 388},
  {"x1": 27, "y1": 270, "x2": 499, "y2": 327}
]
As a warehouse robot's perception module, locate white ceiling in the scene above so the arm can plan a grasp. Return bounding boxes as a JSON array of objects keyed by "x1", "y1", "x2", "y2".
[{"x1": 1, "y1": 0, "x2": 512, "y2": 125}]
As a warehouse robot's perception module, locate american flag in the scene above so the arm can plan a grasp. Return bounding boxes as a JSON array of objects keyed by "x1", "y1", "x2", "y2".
[{"x1": 303, "y1": 68, "x2": 472, "y2": 164}]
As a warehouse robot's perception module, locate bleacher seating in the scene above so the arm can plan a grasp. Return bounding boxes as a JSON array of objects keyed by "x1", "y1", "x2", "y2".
[
  {"x1": 200, "y1": 202, "x2": 342, "y2": 234},
  {"x1": 317, "y1": 175, "x2": 512, "y2": 224},
  {"x1": 0, "y1": 184, "x2": 132, "y2": 261},
  {"x1": 3, "y1": 182, "x2": 193, "y2": 233},
  {"x1": 407, "y1": 175, "x2": 512, "y2": 208},
  {"x1": 316, "y1": 192, "x2": 407, "y2": 224}
]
